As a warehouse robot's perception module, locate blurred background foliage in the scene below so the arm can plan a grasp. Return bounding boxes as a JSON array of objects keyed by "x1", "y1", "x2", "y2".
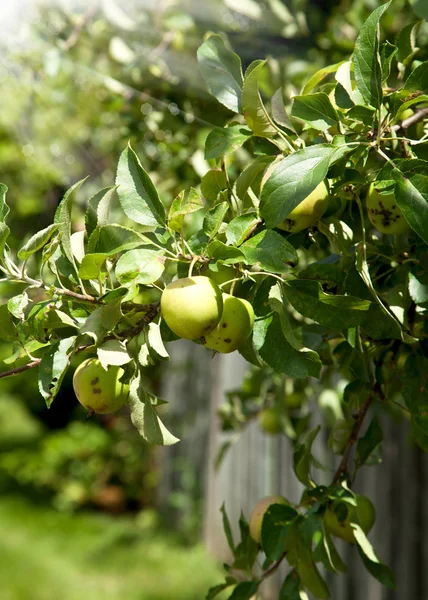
[{"x1": 0, "y1": 0, "x2": 426, "y2": 597}]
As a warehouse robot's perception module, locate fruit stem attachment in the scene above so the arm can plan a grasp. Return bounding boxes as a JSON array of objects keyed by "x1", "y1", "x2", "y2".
[{"x1": 188, "y1": 255, "x2": 198, "y2": 278}]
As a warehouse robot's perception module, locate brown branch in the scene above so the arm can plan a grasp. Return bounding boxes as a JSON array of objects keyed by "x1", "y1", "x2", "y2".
[
  {"x1": 0, "y1": 304, "x2": 160, "y2": 380},
  {"x1": 391, "y1": 107, "x2": 428, "y2": 133},
  {"x1": 332, "y1": 391, "x2": 376, "y2": 485},
  {"x1": 261, "y1": 552, "x2": 288, "y2": 580},
  {"x1": 0, "y1": 359, "x2": 41, "y2": 379},
  {"x1": 61, "y1": 5, "x2": 98, "y2": 51}
]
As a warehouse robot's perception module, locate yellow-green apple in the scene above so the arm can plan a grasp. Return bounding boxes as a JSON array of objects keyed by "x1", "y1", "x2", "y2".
[
  {"x1": 203, "y1": 293, "x2": 254, "y2": 353},
  {"x1": 366, "y1": 183, "x2": 409, "y2": 234},
  {"x1": 324, "y1": 494, "x2": 375, "y2": 543},
  {"x1": 160, "y1": 276, "x2": 223, "y2": 339},
  {"x1": 73, "y1": 358, "x2": 129, "y2": 414},
  {"x1": 249, "y1": 495, "x2": 289, "y2": 543}
]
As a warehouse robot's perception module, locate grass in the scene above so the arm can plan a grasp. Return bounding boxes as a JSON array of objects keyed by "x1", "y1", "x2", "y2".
[{"x1": 0, "y1": 495, "x2": 226, "y2": 600}]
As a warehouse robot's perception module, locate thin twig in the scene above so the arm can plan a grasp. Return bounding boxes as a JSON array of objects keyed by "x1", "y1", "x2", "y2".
[
  {"x1": 261, "y1": 552, "x2": 288, "y2": 580},
  {"x1": 0, "y1": 360, "x2": 41, "y2": 380},
  {"x1": 332, "y1": 392, "x2": 375, "y2": 484},
  {"x1": 391, "y1": 107, "x2": 428, "y2": 133}
]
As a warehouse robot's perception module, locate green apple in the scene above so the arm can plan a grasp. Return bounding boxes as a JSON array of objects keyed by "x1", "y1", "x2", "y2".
[
  {"x1": 366, "y1": 182, "x2": 410, "y2": 234},
  {"x1": 276, "y1": 181, "x2": 329, "y2": 233},
  {"x1": 73, "y1": 358, "x2": 129, "y2": 414},
  {"x1": 258, "y1": 408, "x2": 282, "y2": 434},
  {"x1": 249, "y1": 495, "x2": 289, "y2": 543},
  {"x1": 324, "y1": 494, "x2": 375, "y2": 543},
  {"x1": 205, "y1": 263, "x2": 235, "y2": 293},
  {"x1": 160, "y1": 276, "x2": 223, "y2": 340},
  {"x1": 203, "y1": 293, "x2": 254, "y2": 353},
  {"x1": 284, "y1": 393, "x2": 304, "y2": 409}
]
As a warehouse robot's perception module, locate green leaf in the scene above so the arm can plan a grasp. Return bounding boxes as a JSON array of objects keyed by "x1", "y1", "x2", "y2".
[
  {"x1": 201, "y1": 169, "x2": 228, "y2": 201},
  {"x1": 271, "y1": 88, "x2": 296, "y2": 133},
  {"x1": 253, "y1": 313, "x2": 322, "y2": 378},
  {"x1": 403, "y1": 61, "x2": 428, "y2": 94},
  {"x1": 226, "y1": 214, "x2": 259, "y2": 246},
  {"x1": 260, "y1": 144, "x2": 340, "y2": 228},
  {"x1": 87, "y1": 224, "x2": 146, "y2": 255},
  {"x1": 220, "y1": 503, "x2": 236, "y2": 554},
  {"x1": 145, "y1": 322, "x2": 169, "y2": 361},
  {"x1": 234, "y1": 156, "x2": 274, "y2": 209},
  {"x1": 240, "y1": 230, "x2": 297, "y2": 273},
  {"x1": 205, "y1": 125, "x2": 252, "y2": 160},
  {"x1": 409, "y1": 270, "x2": 428, "y2": 305},
  {"x1": 7, "y1": 292, "x2": 28, "y2": 321},
  {"x1": 261, "y1": 504, "x2": 298, "y2": 561},
  {"x1": 17, "y1": 224, "x2": 59, "y2": 261},
  {"x1": 97, "y1": 339, "x2": 131, "y2": 369},
  {"x1": 301, "y1": 61, "x2": 345, "y2": 95},
  {"x1": 129, "y1": 373, "x2": 179, "y2": 445},
  {"x1": 0, "y1": 303, "x2": 17, "y2": 342},
  {"x1": 0, "y1": 223, "x2": 10, "y2": 257},
  {"x1": 168, "y1": 188, "x2": 203, "y2": 232},
  {"x1": 279, "y1": 571, "x2": 301, "y2": 600},
  {"x1": 203, "y1": 202, "x2": 229, "y2": 240},
  {"x1": 78, "y1": 254, "x2": 108, "y2": 280},
  {"x1": 79, "y1": 296, "x2": 123, "y2": 344},
  {"x1": 0, "y1": 183, "x2": 10, "y2": 222},
  {"x1": 296, "y1": 560, "x2": 330, "y2": 599},
  {"x1": 228, "y1": 581, "x2": 260, "y2": 600},
  {"x1": 38, "y1": 336, "x2": 76, "y2": 407},
  {"x1": 115, "y1": 249, "x2": 165, "y2": 285},
  {"x1": 85, "y1": 186, "x2": 116, "y2": 237},
  {"x1": 293, "y1": 426, "x2": 320, "y2": 487},
  {"x1": 206, "y1": 241, "x2": 246, "y2": 264},
  {"x1": 197, "y1": 34, "x2": 243, "y2": 113},
  {"x1": 54, "y1": 178, "x2": 87, "y2": 267},
  {"x1": 242, "y1": 60, "x2": 277, "y2": 137},
  {"x1": 356, "y1": 417, "x2": 383, "y2": 466},
  {"x1": 354, "y1": 527, "x2": 396, "y2": 589},
  {"x1": 283, "y1": 280, "x2": 371, "y2": 330},
  {"x1": 206, "y1": 582, "x2": 234, "y2": 600},
  {"x1": 392, "y1": 166, "x2": 428, "y2": 244},
  {"x1": 116, "y1": 144, "x2": 166, "y2": 228},
  {"x1": 380, "y1": 42, "x2": 397, "y2": 83},
  {"x1": 353, "y1": 2, "x2": 391, "y2": 108},
  {"x1": 354, "y1": 245, "x2": 402, "y2": 340},
  {"x1": 291, "y1": 92, "x2": 339, "y2": 131},
  {"x1": 396, "y1": 21, "x2": 422, "y2": 65}
]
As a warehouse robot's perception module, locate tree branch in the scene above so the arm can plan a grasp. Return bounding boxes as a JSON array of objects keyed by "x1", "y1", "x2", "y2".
[
  {"x1": 261, "y1": 552, "x2": 288, "y2": 580},
  {"x1": 0, "y1": 304, "x2": 160, "y2": 380},
  {"x1": 0, "y1": 359, "x2": 41, "y2": 379},
  {"x1": 332, "y1": 390, "x2": 376, "y2": 485},
  {"x1": 391, "y1": 107, "x2": 428, "y2": 133}
]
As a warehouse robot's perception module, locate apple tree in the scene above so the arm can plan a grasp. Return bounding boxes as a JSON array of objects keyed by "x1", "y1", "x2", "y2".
[{"x1": 0, "y1": 3, "x2": 427, "y2": 598}]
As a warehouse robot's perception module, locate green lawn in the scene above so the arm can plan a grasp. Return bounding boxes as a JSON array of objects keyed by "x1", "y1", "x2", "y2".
[{"x1": 0, "y1": 495, "x2": 225, "y2": 600}]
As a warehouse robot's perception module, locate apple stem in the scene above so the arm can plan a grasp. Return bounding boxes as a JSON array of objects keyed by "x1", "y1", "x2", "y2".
[{"x1": 188, "y1": 255, "x2": 198, "y2": 278}]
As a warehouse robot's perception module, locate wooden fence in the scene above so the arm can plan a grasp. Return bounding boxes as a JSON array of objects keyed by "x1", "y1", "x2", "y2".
[{"x1": 159, "y1": 341, "x2": 427, "y2": 599}]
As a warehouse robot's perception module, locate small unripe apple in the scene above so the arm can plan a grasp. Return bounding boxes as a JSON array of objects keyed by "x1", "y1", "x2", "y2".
[
  {"x1": 284, "y1": 393, "x2": 304, "y2": 409},
  {"x1": 324, "y1": 494, "x2": 375, "y2": 543},
  {"x1": 203, "y1": 293, "x2": 254, "y2": 353},
  {"x1": 258, "y1": 408, "x2": 282, "y2": 434},
  {"x1": 276, "y1": 181, "x2": 329, "y2": 233},
  {"x1": 249, "y1": 495, "x2": 289, "y2": 543},
  {"x1": 73, "y1": 358, "x2": 129, "y2": 414},
  {"x1": 160, "y1": 276, "x2": 223, "y2": 340},
  {"x1": 366, "y1": 183, "x2": 409, "y2": 234}
]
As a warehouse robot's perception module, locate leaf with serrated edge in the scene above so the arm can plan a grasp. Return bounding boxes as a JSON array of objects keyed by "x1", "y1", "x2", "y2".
[
  {"x1": 129, "y1": 374, "x2": 179, "y2": 445},
  {"x1": 116, "y1": 144, "x2": 166, "y2": 228},
  {"x1": 197, "y1": 34, "x2": 243, "y2": 113}
]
